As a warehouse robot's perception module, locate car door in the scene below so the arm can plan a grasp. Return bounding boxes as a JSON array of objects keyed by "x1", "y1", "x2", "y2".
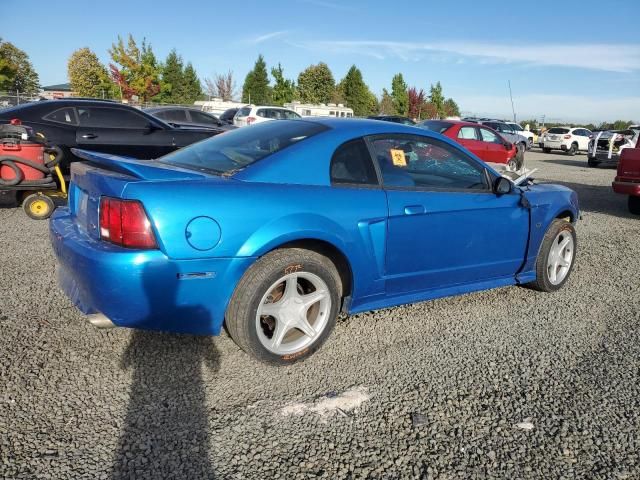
[
  {"x1": 368, "y1": 134, "x2": 529, "y2": 296},
  {"x1": 455, "y1": 126, "x2": 486, "y2": 159},
  {"x1": 75, "y1": 106, "x2": 175, "y2": 158},
  {"x1": 478, "y1": 127, "x2": 508, "y2": 163},
  {"x1": 577, "y1": 129, "x2": 590, "y2": 150}
]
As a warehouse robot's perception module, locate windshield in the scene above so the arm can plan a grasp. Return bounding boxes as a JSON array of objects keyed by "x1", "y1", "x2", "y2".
[
  {"x1": 159, "y1": 120, "x2": 328, "y2": 175},
  {"x1": 509, "y1": 123, "x2": 523, "y2": 131},
  {"x1": 418, "y1": 120, "x2": 453, "y2": 133},
  {"x1": 548, "y1": 127, "x2": 570, "y2": 134}
]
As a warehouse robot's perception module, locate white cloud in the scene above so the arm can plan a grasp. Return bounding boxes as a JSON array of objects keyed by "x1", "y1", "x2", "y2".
[
  {"x1": 298, "y1": 40, "x2": 640, "y2": 72},
  {"x1": 456, "y1": 94, "x2": 640, "y2": 123},
  {"x1": 249, "y1": 31, "x2": 289, "y2": 45}
]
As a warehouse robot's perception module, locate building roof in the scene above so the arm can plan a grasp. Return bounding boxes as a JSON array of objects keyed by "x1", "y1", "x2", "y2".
[{"x1": 42, "y1": 83, "x2": 72, "y2": 91}]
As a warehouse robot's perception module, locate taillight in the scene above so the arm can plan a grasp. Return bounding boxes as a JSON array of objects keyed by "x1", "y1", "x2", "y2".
[
  {"x1": 564, "y1": 134, "x2": 571, "y2": 139},
  {"x1": 99, "y1": 197, "x2": 157, "y2": 249},
  {"x1": 10, "y1": 118, "x2": 21, "y2": 125},
  {"x1": 246, "y1": 116, "x2": 256, "y2": 125}
]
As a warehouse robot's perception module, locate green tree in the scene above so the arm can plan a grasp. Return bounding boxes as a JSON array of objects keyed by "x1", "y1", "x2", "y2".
[
  {"x1": 179, "y1": 62, "x2": 202, "y2": 103},
  {"x1": 67, "y1": 47, "x2": 115, "y2": 98},
  {"x1": 338, "y1": 65, "x2": 377, "y2": 117},
  {"x1": 443, "y1": 98, "x2": 460, "y2": 117},
  {"x1": 158, "y1": 49, "x2": 184, "y2": 103},
  {"x1": 297, "y1": 62, "x2": 335, "y2": 104},
  {"x1": 0, "y1": 39, "x2": 39, "y2": 94},
  {"x1": 242, "y1": 54, "x2": 271, "y2": 104},
  {"x1": 429, "y1": 81, "x2": 445, "y2": 118},
  {"x1": 378, "y1": 88, "x2": 394, "y2": 114},
  {"x1": 270, "y1": 63, "x2": 296, "y2": 106},
  {"x1": 109, "y1": 34, "x2": 161, "y2": 102},
  {"x1": 390, "y1": 73, "x2": 408, "y2": 116}
]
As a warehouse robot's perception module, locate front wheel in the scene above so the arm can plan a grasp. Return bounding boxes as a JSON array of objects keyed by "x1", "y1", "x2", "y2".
[
  {"x1": 526, "y1": 219, "x2": 577, "y2": 292},
  {"x1": 629, "y1": 196, "x2": 640, "y2": 215},
  {"x1": 226, "y1": 248, "x2": 342, "y2": 365},
  {"x1": 527, "y1": 138, "x2": 534, "y2": 150}
]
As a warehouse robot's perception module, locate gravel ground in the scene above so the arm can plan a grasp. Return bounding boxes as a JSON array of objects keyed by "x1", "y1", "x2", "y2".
[{"x1": 1, "y1": 151, "x2": 639, "y2": 479}]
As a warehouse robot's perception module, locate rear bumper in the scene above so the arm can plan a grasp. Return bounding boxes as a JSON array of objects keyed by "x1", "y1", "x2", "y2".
[
  {"x1": 612, "y1": 181, "x2": 640, "y2": 196},
  {"x1": 50, "y1": 208, "x2": 255, "y2": 335}
]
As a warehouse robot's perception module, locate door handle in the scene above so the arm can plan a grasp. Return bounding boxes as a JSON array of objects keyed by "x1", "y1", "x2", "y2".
[
  {"x1": 403, "y1": 205, "x2": 426, "y2": 215},
  {"x1": 81, "y1": 133, "x2": 97, "y2": 139}
]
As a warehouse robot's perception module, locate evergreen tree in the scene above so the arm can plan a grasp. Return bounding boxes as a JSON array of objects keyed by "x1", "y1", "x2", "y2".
[
  {"x1": 241, "y1": 54, "x2": 271, "y2": 104},
  {"x1": 297, "y1": 62, "x2": 334, "y2": 104},
  {"x1": 0, "y1": 39, "x2": 39, "y2": 94},
  {"x1": 390, "y1": 73, "x2": 408, "y2": 116},
  {"x1": 180, "y1": 63, "x2": 202, "y2": 103},
  {"x1": 379, "y1": 88, "x2": 394, "y2": 114},
  {"x1": 271, "y1": 63, "x2": 296, "y2": 106},
  {"x1": 339, "y1": 65, "x2": 376, "y2": 117},
  {"x1": 67, "y1": 47, "x2": 115, "y2": 98},
  {"x1": 158, "y1": 49, "x2": 184, "y2": 103},
  {"x1": 429, "y1": 81, "x2": 445, "y2": 118}
]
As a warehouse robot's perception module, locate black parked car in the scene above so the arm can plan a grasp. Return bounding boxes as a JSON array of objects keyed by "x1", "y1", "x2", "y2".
[
  {"x1": 0, "y1": 99, "x2": 221, "y2": 173},
  {"x1": 144, "y1": 106, "x2": 236, "y2": 132},
  {"x1": 367, "y1": 115, "x2": 416, "y2": 125},
  {"x1": 218, "y1": 108, "x2": 239, "y2": 125}
]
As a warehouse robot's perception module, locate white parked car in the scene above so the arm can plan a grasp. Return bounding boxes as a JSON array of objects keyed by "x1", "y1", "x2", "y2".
[
  {"x1": 233, "y1": 105, "x2": 301, "y2": 127},
  {"x1": 540, "y1": 127, "x2": 592, "y2": 155},
  {"x1": 505, "y1": 122, "x2": 535, "y2": 149}
]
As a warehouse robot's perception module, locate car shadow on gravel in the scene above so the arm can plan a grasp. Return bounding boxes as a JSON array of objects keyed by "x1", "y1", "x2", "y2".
[
  {"x1": 542, "y1": 158, "x2": 617, "y2": 169},
  {"x1": 539, "y1": 180, "x2": 636, "y2": 219},
  {"x1": 112, "y1": 264, "x2": 220, "y2": 479}
]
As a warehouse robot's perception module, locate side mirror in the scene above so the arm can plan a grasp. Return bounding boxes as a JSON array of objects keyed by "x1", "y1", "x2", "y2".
[{"x1": 494, "y1": 176, "x2": 513, "y2": 195}]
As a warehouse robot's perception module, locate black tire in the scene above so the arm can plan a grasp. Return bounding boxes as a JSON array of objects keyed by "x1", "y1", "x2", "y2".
[
  {"x1": 508, "y1": 158, "x2": 518, "y2": 171},
  {"x1": 587, "y1": 157, "x2": 600, "y2": 168},
  {"x1": 516, "y1": 143, "x2": 526, "y2": 170},
  {"x1": 526, "y1": 219, "x2": 577, "y2": 292},
  {"x1": 527, "y1": 138, "x2": 533, "y2": 150},
  {"x1": 629, "y1": 196, "x2": 640, "y2": 215},
  {"x1": 226, "y1": 248, "x2": 342, "y2": 365},
  {"x1": 23, "y1": 193, "x2": 55, "y2": 220},
  {"x1": 543, "y1": 147, "x2": 552, "y2": 153},
  {"x1": 566, "y1": 143, "x2": 578, "y2": 156}
]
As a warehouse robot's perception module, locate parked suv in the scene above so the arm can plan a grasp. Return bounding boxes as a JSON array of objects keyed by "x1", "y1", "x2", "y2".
[
  {"x1": 505, "y1": 122, "x2": 535, "y2": 149},
  {"x1": 233, "y1": 105, "x2": 301, "y2": 127},
  {"x1": 540, "y1": 127, "x2": 592, "y2": 155}
]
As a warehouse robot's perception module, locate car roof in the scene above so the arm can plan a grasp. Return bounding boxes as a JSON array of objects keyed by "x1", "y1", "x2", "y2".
[
  {"x1": 145, "y1": 106, "x2": 212, "y2": 113},
  {"x1": 295, "y1": 117, "x2": 440, "y2": 135},
  {"x1": 421, "y1": 119, "x2": 480, "y2": 128}
]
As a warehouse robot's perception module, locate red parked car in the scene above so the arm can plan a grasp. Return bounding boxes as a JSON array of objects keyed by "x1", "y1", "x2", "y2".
[
  {"x1": 419, "y1": 120, "x2": 520, "y2": 170},
  {"x1": 612, "y1": 136, "x2": 640, "y2": 215}
]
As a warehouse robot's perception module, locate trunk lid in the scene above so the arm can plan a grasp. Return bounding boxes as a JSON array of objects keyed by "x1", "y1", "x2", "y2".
[{"x1": 67, "y1": 149, "x2": 211, "y2": 239}]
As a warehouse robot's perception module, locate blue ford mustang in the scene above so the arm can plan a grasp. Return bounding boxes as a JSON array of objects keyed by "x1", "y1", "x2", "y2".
[{"x1": 50, "y1": 118, "x2": 579, "y2": 364}]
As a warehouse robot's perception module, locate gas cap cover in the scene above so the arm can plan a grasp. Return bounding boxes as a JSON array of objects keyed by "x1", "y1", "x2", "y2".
[{"x1": 185, "y1": 217, "x2": 221, "y2": 251}]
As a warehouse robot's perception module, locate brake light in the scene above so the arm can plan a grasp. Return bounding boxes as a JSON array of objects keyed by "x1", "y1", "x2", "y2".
[
  {"x1": 246, "y1": 116, "x2": 256, "y2": 125},
  {"x1": 99, "y1": 197, "x2": 157, "y2": 249},
  {"x1": 564, "y1": 134, "x2": 571, "y2": 139},
  {"x1": 10, "y1": 118, "x2": 21, "y2": 125}
]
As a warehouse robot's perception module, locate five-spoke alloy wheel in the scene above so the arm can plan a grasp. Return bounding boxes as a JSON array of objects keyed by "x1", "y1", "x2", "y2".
[{"x1": 527, "y1": 218, "x2": 577, "y2": 292}]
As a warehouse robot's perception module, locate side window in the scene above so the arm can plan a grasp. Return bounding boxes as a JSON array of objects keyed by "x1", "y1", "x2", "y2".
[
  {"x1": 479, "y1": 128, "x2": 501, "y2": 143},
  {"x1": 43, "y1": 107, "x2": 77, "y2": 125},
  {"x1": 369, "y1": 135, "x2": 488, "y2": 191},
  {"x1": 77, "y1": 107, "x2": 149, "y2": 128},
  {"x1": 458, "y1": 126, "x2": 478, "y2": 140},
  {"x1": 189, "y1": 110, "x2": 216, "y2": 124},
  {"x1": 256, "y1": 109, "x2": 267, "y2": 118},
  {"x1": 330, "y1": 138, "x2": 378, "y2": 186},
  {"x1": 160, "y1": 109, "x2": 188, "y2": 122}
]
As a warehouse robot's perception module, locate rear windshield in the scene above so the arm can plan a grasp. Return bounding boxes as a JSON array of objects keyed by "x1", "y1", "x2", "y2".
[
  {"x1": 236, "y1": 107, "x2": 251, "y2": 117},
  {"x1": 418, "y1": 120, "x2": 453, "y2": 133},
  {"x1": 159, "y1": 120, "x2": 328, "y2": 175},
  {"x1": 548, "y1": 127, "x2": 570, "y2": 134}
]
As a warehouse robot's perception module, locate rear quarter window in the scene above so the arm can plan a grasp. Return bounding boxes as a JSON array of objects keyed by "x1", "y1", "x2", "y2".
[{"x1": 43, "y1": 107, "x2": 78, "y2": 125}]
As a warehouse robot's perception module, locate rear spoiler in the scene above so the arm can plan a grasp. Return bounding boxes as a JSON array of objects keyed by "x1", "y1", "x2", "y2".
[{"x1": 71, "y1": 148, "x2": 209, "y2": 181}]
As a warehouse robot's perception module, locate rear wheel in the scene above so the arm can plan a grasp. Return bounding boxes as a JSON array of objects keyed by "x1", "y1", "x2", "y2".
[
  {"x1": 543, "y1": 147, "x2": 552, "y2": 153},
  {"x1": 527, "y1": 138, "x2": 534, "y2": 150},
  {"x1": 567, "y1": 143, "x2": 578, "y2": 156},
  {"x1": 23, "y1": 193, "x2": 55, "y2": 220},
  {"x1": 526, "y1": 219, "x2": 577, "y2": 292},
  {"x1": 226, "y1": 248, "x2": 342, "y2": 365},
  {"x1": 629, "y1": 196, "x2": 640, "y2": 215}
]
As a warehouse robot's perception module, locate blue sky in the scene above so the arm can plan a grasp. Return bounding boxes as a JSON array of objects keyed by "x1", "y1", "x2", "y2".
[{"x1": 4, "y1": 0, "x2": 639, "y2": 122}]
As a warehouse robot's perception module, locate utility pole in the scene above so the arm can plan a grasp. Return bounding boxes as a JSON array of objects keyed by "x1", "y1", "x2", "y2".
[
  {"x1": 508, "y1": 80, "x2": 516, "y2": 123},
  {"x1": 541, "y1": 115, "x2": 546, "y2": 127}
]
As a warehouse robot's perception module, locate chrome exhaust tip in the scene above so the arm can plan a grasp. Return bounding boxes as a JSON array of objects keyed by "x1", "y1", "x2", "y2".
[{"x1": 86, "y1": 313, "x2": 116, "y2": 329}]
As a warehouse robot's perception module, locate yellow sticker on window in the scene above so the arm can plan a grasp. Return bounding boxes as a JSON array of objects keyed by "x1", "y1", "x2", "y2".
[{"x1": 390, "y1": 149, "x2": 407, "y2": 167}]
